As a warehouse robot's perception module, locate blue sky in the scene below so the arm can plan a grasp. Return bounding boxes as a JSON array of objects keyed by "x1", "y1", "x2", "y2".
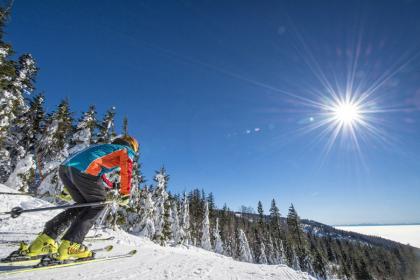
[{"x1": 6, "y1": 0, "x2": 420, "y2": 225}]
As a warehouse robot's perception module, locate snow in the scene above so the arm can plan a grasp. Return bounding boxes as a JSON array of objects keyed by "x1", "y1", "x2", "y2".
[
  {"x1": 0, "y1": 184, "x2": 314, "y2": 279},
  {"x1": 336, "y1": 225, "x2": 420, "y2": 249}
]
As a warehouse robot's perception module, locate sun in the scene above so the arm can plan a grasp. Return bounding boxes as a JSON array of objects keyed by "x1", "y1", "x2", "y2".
[{"x1": 332, "y1": 101, "x2": 361, "y2": 125}]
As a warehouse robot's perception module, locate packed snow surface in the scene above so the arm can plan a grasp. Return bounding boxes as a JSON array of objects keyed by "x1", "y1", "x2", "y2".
[
  {"x1": 336, "y1": 225, "x2": 420, "y2": 249},
  {"x1": 0, "y1": 184, "x2": 314, "y2": 280}
]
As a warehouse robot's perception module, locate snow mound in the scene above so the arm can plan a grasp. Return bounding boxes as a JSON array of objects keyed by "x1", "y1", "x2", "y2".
[{"x1": 0, "y1": 184, "x2": 314, "y2": 280}]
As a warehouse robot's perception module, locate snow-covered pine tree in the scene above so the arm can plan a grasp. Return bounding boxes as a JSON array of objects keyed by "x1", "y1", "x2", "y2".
[
  {"x1": 5, "y1": 153, "x2": 35, "y2": 192},
  {"x1": 133, "y1": 188, "x2": 155, "y2": 238},
  {"x1": 0, "y1": 7, "x2": 16, "y2": 139},
  {"x1": 237, "y1": 229, "x2": 253, "y2": 263},
  {"x1": 13, "y1": 53, "x2": 37, "y2": 94},
  {"x1": 291, "y1": 247, "x2": 301, "y2": 271},
  {"x1": 207, "y1": 192, "x2": 215, "y2": 220},
  {"x1": 126, "y1": 153, "x2": 143, "y2": 226},
  {"x1": 287, "y1": 204, "x2": 311, "y2": 272},
  {"x1": 179, "y1": 193, "x2": 191, "y2": 246},
  {"x1": 255, "y1": 200, "x2": 268, "y2": 264},
  {"x1": 5, "y1": 94, "x2": 46, "y2": 192},
  {"x1": 171, "y1": 200, "x2": 181, "y2": 244},
  {"x1": 287, "y1": 204, "x2": 304, "y2": 251},
  {"x1": 266, "y1": 234, "x2": 276, "y2": 264},
  {"x1": 269, "y1": 199, "x2": 282, "y2": 239},
  {"x1": 213, "y1": 218, "x2": 224, "y2": 254},
  {"x1": 278, "y1": 239, "x2": 287, "y2": 265},
  {"x1": 6, "y1": 54, "x2": 38, "y2": 167},
  {"x1": 37, "y1": 100, "x2": 73, "y2": 200},
  {"x1": 0, "y1": 49, "x2": 37, "y2": 182},
  {"x1": 257, "y1": 201, "x2": 264, "y2": 228},
  {"x1": 254, "y1": 227, "x2": 268, "y2": 264},
  {"x1": 152, "y1": 167, "x2": 169, "y2": 244},
  {"x1": 37, "y1": 100, "x2": 73, "y2": 165},
  {"x1": 258, "y1": 241, "x2": 268, "y2": 264},
  {"x1": 69, "y1": 105, "x2": 96, "y2": 154},
  {"x1": 123, "y1": 116, "x2": 128, "y2": 135},
  {"x1": 4, "y1": 94, "x2": 44, "y2": 191},
  {"x1": 161, "y1": 195, "x2": 173, "y2": 245},
  {"x1": 97, "y1": 107, "x2": 116, "y2": 143},
  {"x1": 200, "y1": 201, "x2": 212, "y2": 251},
  {"x1": 20, "y1": 94, "x2": 45, "y2": 153},
  {"x1": 130, "y1": 154, "x2": 143, "y2": 201}
]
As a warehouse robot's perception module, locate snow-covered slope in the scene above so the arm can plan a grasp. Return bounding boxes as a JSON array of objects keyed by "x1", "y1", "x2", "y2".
[{"x1": 0, "y1": 184, "x2": 314, "y2": 280}]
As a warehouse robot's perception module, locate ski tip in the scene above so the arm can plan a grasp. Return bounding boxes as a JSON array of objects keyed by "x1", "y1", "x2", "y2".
[
  {"x1": 128, "y1": 250, "x2": 137, "y2": 256},
  {"x1": 104, "y1": 245, "x2": 113, "y2": 252}
]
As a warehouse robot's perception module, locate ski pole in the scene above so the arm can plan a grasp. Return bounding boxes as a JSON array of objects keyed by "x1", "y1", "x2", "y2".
[
  {"x1": 0, "y1": 201, "x2": 112, "y2": 219},
  {"x1": 0, "y1": 192, "x2": 34, "y2": 196}
]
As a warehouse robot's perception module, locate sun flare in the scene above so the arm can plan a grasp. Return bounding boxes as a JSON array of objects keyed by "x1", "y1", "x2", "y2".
[{"x1": 332, "y1": 101, "x2": 361, "y2": 125}]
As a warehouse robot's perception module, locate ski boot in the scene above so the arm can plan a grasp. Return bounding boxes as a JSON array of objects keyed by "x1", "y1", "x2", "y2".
[
  {"x1": 26, "y1": 233, "x2": 59, "y2": 257},
  {"x1": 54, "y1": 240, "x2": 94, "y2": 261},
  {"x1": 1, "y1": 233, "x2": 58, "y2": 262}
]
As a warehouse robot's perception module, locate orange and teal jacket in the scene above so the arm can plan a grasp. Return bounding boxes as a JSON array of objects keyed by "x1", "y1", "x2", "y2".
[{"x1": 62, "y1": 144, "x2": 136, "y2": 195}]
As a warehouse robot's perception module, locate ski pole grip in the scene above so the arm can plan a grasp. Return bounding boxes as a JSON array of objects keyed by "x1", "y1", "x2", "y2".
[{"x1": 10, "y1": 207, "x2": 24, "y2": 218}]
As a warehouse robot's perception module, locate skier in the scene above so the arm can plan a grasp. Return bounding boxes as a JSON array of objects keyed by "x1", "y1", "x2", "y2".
[{"x1": 17, "y1": 135, "x2": 139, "y2": 261}]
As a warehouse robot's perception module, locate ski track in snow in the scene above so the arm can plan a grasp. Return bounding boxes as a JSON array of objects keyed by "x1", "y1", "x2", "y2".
[{"x1": 0, "y1": 184, "x2": 314, "y2": 280}]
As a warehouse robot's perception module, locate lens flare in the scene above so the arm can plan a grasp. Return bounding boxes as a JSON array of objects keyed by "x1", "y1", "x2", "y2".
[{"x1": 332, "y1": 101, "x2": 361, "y2": 125}]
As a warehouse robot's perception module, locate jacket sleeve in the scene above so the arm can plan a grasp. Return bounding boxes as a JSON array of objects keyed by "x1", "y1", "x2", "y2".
[
  {"x1": 119, "y1": 149, "x2": 133, "y2": 195},
  {"x1": 101, "y1": 174, "x2": 113, "y2": 189},
  {"x1": 85, "y1": 148, "x2": 133, "y2": 195}
]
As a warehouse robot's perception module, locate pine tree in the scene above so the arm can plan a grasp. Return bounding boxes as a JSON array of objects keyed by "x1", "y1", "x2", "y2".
[
  {"x1": 130, "y1": 153, "x2": 142, "y2": 203},
  {"x1": 161, "y1": 197, "x2": 172, "y2": 245},
  {"x1": 258, "y1": 242, "x2": 268, "y2": 264},
  {"x1": 5, "y1": 153, "x2": 35, "y2": 192},
  {"x1": 20, "y1": 94, "x2": 45, "y2": 153},
  {"x1": 237, "y1": 229, "x2": 253, "y2": 263},
  {"x1": 152, "y1": 167, "x2": 169, "y2": 244},
  {"x1": 287, "y1": 204, "x2": 304, "y2": 251},
  {"x1": 4, "y1": 93, "x2": 45, "y2": 191},
  {"x1": 0, "y1": 24, "x2": 37, "y2": 182},
  {"x1": 278, "y1": 239, "x2": 287, "y2": 265},
  {"x1": 207, "y1": 192, "x2": 215, "y2": 220},
  {"x1": 69, "y1": 105, "x2": 96, "y2": 154},
  {"x1": 37, "y1": 100, "x2": 73, "y2": 165},
  {"x1": 312, "y1": 249, "x2": 327, "y2": 279},
  {"x1": 97, "y1": 107, "x2": 116, "y2": 143},
  {"x1": 37, "y1": 100, "x2": 73, "y2": 199},
  {"x1": 187, "y1": 188, "x2": 204, "y2": 244},
  {"x1": 287, "y1": 204, "x2": 311, "y2": 273},
  {"x1": 0, "y1": 6, "x2": 16, "y2": 94},
  {"x1": 171, "y1": 200, "x2": 181, "y2": 244},
  {"x1": 213, "y1": 218, "x2": 224, "y2": 254},
  {"x1": 13, "y1": 54, "x2": 37, "y2": 93},
  {"x1": 136, "y1": 190, "x2": 155, "y2": 238},
  {"x1": 292, "y1": 247, "x2": 301, "y2": 271},
  {"x1": 269, "y1": 199, "x2": 282, "y2": 239},
  {"x1": 179, "y1": 193, "x2": 191, "y2": 246},
  {"x1": 123, "y1": 116, "x2": 128, "y2": 136},
  {"x1": 354, "y1": 260, "x2": 373, "y2": 280},
  {"x1": 201, "y1": 201, "x2": 212, "y2": 251},
  {"x1": 257, "y1": 201, "x2": 264, "y2": 228},
  {"x1": 266, "y1": 234, "x2": 276, "y2": 264}
]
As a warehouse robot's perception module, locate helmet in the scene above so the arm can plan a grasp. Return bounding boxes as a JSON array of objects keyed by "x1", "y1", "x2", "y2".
[{"x1": 112, "y1": 135, "x2": 139, "y2": 153}]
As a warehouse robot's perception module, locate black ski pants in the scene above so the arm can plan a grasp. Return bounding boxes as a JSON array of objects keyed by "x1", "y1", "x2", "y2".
[{"x1": 43, "y1": 165, "x2": 107, "y2": 244}]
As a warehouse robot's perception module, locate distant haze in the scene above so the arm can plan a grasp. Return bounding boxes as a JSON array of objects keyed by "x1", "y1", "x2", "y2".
[{"x1": 336, "y1": 225, "x2": 420, "y2": 249}]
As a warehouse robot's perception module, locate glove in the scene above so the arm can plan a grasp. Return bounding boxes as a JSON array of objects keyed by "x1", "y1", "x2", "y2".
[
  {"x1": 59, "y1": 187, "x2": 72, "y2": 202},
  {"x1": 117, "y1": 194, "x2": 130, "y2": 207}
]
